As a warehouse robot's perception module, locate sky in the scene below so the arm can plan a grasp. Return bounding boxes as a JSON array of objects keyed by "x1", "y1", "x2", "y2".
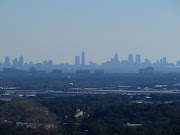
[{"x1": 0, "y1": 0, "x2": 180, "y2": 64}]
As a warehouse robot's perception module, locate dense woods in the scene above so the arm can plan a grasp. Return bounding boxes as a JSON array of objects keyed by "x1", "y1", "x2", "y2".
[{"x1": 0, "y1": 94, "x2": 180, "y2": 135}]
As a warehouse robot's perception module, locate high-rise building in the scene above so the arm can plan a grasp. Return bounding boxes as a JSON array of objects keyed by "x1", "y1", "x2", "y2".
[
  {"x1": 4, "y1": 56, "x2": 11, "y2": 68},
  {"x1": 43, "y1": 60, "x2": 48, "y2": 66},
  {"x1": 75, "y1": 56, "x2": 80, "y2": 66},
  {"x1": 13, "y1": 58, "x2": 18, "y2": 68},
  {"x1": 19, "y1": 55, "x2": 23, "y2": 66},
  {"x1": 48, "y1": 60, "x2": 53, "y2": 66},
  {"x1": 81, "y1": 51, "x2": 85, "y2": 66},
  {"x1": 135, "y1": 54, "x2": 141, "y2": 64},
  {"x1": 114, "y1": 53, "x2": 119, "y2": 63},
  {"x1": 163, "y1": 57, "x2": 167, "y2": 64},
  {"x1": 145, "y1": 58, "x2": 151, "y2": 65},
  {"x1": 128, "y1": 54, "x2": 133, "y2": 63},
  {"x1": 160, "y1": 59, "x2": 163, "y2": 64}
]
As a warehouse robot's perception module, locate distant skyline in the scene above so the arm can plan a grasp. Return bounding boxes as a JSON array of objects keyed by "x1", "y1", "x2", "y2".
[
  {"x1": 1, "y1": 52, "x2": 180, "y2": 74},
  {"x1": 0, "y1": 53, "x2": 179, "y2": 65},
  {"x1": 0, "y1": 0, "x2": 180, "y2": 64}
]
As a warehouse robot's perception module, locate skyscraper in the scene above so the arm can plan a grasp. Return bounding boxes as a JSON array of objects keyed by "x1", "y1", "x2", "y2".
[
  {"x1": 114, "y1": 53, "x2": 119, "y2": 63},
  {"x1": 43, "y1": 60, "x2": 48, "y2": 64},
  {"x1": 75, "y1": 56, "x2": 80, "y2": 66},
  {"x1": 81, "y1": 51, "x2": 85, "y2": 66},
  {"x1": 135, "y1": 54, "x2": 141, "y2": 64},
  {"x1": 163, "y1": 57, "x2": 167, "y2": 64},
  {"x1": 128, "y1": 54, "x2": 133, "y2": 63},
  {"x1": 4, "y1": 56, "x2": 11, "y2": 68},
  {"x1": 13, "y1": 58, "x2": 18, "y2": 68},
  {"x1": 19, "y1": 55, "x2": 23, "y2": 66},
  {"x1": 48, "y1": 60, "x2": 53, "y2": 66}
]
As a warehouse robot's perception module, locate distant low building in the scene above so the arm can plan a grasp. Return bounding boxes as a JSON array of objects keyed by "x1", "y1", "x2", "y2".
[
  {"x1": 29, "y1": 67, "x2": 37, "y2": 73},
  {"x1": 146, "y1": 67, "x2": 154, "y2": 73},
  {"x1": 3, "y1": 68, "x2": 17, "y2": 72},
  {"x1": 76, "y1": 70, "x2": 90, "y2": 74},
  {"x1": 139, "y1": 67, "x2": 154, "y2": 74},
  {"x1": 94, "y1": 70, "x2": 104, "y2": 74}
]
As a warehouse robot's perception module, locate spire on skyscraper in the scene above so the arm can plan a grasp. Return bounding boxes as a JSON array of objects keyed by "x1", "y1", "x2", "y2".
[{"x1": 81, "y1": 51, "x2": 85, "y2": 66}]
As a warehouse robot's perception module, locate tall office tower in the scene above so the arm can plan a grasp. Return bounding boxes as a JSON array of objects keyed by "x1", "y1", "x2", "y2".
[
  {"x1": 4, "y1": 56, "x2": 11, "y2": 68},
  {"x1": 128, "y1": 54, "x2": 133, "y2": 63},
  {"x1": 114, "y1": 53, "x2": 119, "y2": 63},
  {"x1": 43, "y1": 60, "x2": 48, "y2": 65},
  {"x1": 48, "y1": 60, "x2": 53, "y2": 66},
  {"x1": 43, "y1": 60, "x2": 48, "y2": 66},
  {"x1": 13, "y1": 58, "x2": 18, "y2": 68},
  {"x1": 163, "y1": 57, "x2": 167, "y2": 64},
  {"x1": 160, "y1": 59, "x2": 163, "y2": 64},
  {"x1": 75, "y1": 56, "x2": 80, "y2": 66},
  {"x1": 145, "y1": 58, "x2": 149, "y2": 64},
  {"x1": 81, "y1": 51, "x2": 85, "y2": 66},
  {"x1": 19, "y1": 55, "x2": 24, "y2": 66},
  {"x1": 135, "y1": 54, "x2": 141, "y2": 64}
]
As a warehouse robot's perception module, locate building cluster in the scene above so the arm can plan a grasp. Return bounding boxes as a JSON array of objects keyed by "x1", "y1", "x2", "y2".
[
  {"x1": 4, "y1": 55, "x2": 24, "y2": 69},
  {"x1": 75, "y1": 51, "x2": 85, "y2": 67},
  {"x1": 101, "y1": 53, "x2": 168, "y2": 69},
  {"x1": 1, "y1": 52, "x2": 180, "y2": 73},
  {"x1": 0, "y1": 55, "x2": 54, "y2": 72}
]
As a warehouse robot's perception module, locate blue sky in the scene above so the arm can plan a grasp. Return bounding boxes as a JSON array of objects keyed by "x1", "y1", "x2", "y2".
[{"x1": 0, "y1": 0, "x2": 180, "y2": 64}]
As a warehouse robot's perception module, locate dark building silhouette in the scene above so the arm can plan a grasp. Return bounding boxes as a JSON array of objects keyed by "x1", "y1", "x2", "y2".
[
  {"x1": 19, "y1": 55, "x2": 23, "y2": 66},
  {"x1": 4, "y1": 56, "x2": 11, "y2": 68},
  {"x1": 48, "y1": 60, "x2": 53, "y2": 66},
  {"x1": 94, "y1": 70, "x2": 104, "y2": 73},
  {"x1": 135, "y1": 54, "x2": 141, "y2": 64},
  {"x1": 163, "y1": 57, "x2": 167, "y2": 64},
  {"x1": 81, "y1": 51, "x2": 85, "y2": 66},
  {"x1": 128, "y1": 54, "x2": 133, "y2": 63},
  {"x1": 139, "y1": 67, "x2": 154, "y2": 74},
  {"x1": 114, "y1": 53, "x2": 119, "y2": 63},
  {"x1": 146, "y1": 67, "x2": 154, "y2": 73},
  {"x1": 76, "y1": 70, "x2": 90, "y2": 74},
  {"x1": 3, "y1": 68, "x2": 17, "y2": 73},
  {"x1": 13, "y1": 58, "x2": 18, "y2": 68},
  {"x1": 29, "y1": 67, "x2": 37, "y2": 73}
]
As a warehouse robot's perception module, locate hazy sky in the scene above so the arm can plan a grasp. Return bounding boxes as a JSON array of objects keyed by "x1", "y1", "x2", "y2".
[{"x1": 0, "y1": 0, "x2": 180, "y2": 64}]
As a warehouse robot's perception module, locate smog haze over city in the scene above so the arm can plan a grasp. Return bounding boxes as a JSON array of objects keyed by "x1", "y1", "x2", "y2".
[
  {"x1": 0, "y1": 0, "x2": 180, "y2": 64},
  {"x1": 1, "y1": 1, "x2": 180, "y2": 135}
]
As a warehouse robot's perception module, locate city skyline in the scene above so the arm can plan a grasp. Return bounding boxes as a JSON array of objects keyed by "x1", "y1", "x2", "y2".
[
  {"x1": 1, "y1": 52, "x2": 180, "y2": 66},
  {"x1": 1, "y1": 52, "x2": 180, "y2": 73},
  {"x1": 1, "y1": 1, "x2": 180, "y2": 134},
  {"x1": 0, "y1": 53, "x2": 178, "y2": 65},
  {"x1": 0, "y1": 52, "x2": 179, "y2": 65}
]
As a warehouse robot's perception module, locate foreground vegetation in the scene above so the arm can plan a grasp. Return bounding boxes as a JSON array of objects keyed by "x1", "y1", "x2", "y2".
[{"x1": 0, "y1": 94, "x2": 180, "y2": 135}]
